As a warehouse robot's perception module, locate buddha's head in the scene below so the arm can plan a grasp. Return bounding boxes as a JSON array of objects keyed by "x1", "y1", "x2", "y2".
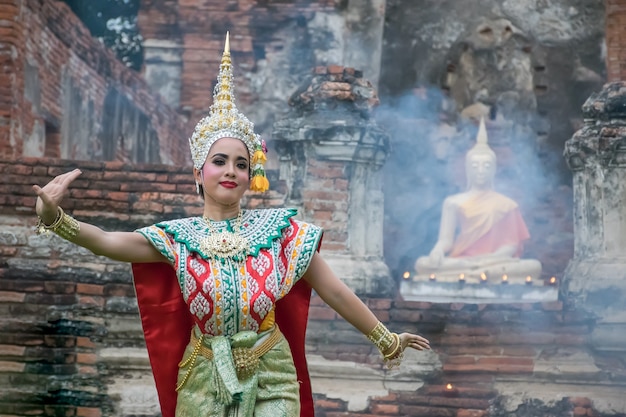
[{"x1": 465, "y1": 118, "x2": 496, "y2": 190}]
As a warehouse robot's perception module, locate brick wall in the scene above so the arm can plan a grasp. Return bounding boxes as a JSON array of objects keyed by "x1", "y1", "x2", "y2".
[
  {"x1": 138, "y1": 0, "x2": 339, "y2": 123},
  {"x1": 307, "y1": 296, "x2": 605, "y2": 417},
  {"x1": 0, "y1": 0, "x2": 189, "y2": 165},
  {"x1": 0, "y1": 157, "x2": 613, "y2": 416},
  {"x1": 606, "y1": 0, "x2": 626, "y2": 82},
  {"x1": 0, "y1": 1, "x2": 622, "y2": 416}
]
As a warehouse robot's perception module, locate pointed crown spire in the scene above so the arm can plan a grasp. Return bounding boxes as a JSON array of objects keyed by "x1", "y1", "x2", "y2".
[
  {"x1": 189, "y1": 32, "x2": 269, "y2": 191},
  {"x1": 466, "y1": 117, "x2": 496, "y2": 161}
]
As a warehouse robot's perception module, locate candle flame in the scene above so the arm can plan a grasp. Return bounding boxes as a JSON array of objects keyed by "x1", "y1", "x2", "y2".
[
  {"x1": 550, "y1": 276, "x2": 556, "y2": 284},
  {"x1": 502, "y1": 274, "x2": 508, "y2": 281},
  {"x1": 526, "y1": 276, "x2": 532, "y2": 283},
  {"x1": 429, "y1": 274, "x2": 436, "y2": 280},
  {"x1": 480, "y1": 273, "x2": 487, "y2": 281},
  {"x1": 446, "y1": 383, "x2": 453, "y2": 390},
  {"x1": 459, "y1": 273, "x2": 465, "y2": 280},
  {"x1": 403, "y1": 271, "x2": 410, "y2": 279}
]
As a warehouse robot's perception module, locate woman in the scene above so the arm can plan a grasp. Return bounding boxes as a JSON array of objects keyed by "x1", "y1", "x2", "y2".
[{"x1": 33, "y1": 33, "x2": 430, "y2": 417}]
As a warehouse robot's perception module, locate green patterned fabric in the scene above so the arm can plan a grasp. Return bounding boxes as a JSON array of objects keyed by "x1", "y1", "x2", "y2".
[
  {"x1": 175, "y1": 327, "x2": 300, "y2": 417},
  {"x1": 143, "y1": 208, "x2": 299, "y2": 262},
  {"x1": 135, "y1": 208, "x2": 323, "y2": 337}
]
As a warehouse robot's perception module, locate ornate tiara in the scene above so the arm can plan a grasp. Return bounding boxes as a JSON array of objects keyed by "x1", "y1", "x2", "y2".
[{"x1": 188, "y1": 32, "x2": 269, "y2": 191}]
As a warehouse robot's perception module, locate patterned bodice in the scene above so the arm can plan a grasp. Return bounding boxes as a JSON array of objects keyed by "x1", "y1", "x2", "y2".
[{"x1": 136, "y1": 208, "x2": 322, "y2": 337}]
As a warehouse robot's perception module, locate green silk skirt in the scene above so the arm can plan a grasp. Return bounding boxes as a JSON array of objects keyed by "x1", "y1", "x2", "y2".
[{"x1": 175, "y1": 327, "x2": 301, "y2": 417}]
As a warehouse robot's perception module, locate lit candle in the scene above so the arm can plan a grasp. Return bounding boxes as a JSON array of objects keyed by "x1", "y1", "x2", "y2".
[
  {"x1": 443, "y1": 383, "x2": 458, "y2": 397},
  {"x1": 429, "y1": 274, "x2": 436, "y2": 281},
  {"x1": 480, "y1": 272, "x2": 487, "y2": 283},
  {"x1": 549, "y1": 276, "x2": 557, "y2": 285},
  {"x1": 501, "y1": 274, "x2": 508, "y2": 284},
  {"x1": 458, "y1": 273, "x2": 465, "y2": 282},
  {"x1": 403, "y1": 271, "x2": 410, "y2": 280},
  {"x1": 526, "y1": 276, "x2": 532, "y2": 285}
]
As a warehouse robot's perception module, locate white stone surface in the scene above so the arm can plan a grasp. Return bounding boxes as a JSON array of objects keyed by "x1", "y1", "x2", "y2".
[
  {"x1": 308, "y1": 348, "x2": 441, "y2": 412},
  {"x1": 400, "y1": 280, "x2": 559, "y2": 304},
  {"x1": 494, "y1": 381, "x2": 626, "y2": 415}
]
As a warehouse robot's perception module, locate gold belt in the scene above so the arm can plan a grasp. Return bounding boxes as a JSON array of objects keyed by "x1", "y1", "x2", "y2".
[{"x1": 177, "y1": 325, "x2": 282, "y2": 390}]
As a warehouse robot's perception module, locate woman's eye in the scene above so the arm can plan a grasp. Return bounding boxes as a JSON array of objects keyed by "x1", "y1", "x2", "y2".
[
  {"x1": 213, "y1": 159, "x2": 225, "y2": 165},
  {"x1": 237, "y1": 163, "x2": 248, "y2": 169}
]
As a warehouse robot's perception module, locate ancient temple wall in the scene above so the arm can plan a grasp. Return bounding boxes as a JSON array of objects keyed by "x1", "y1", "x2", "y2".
[
  {"x1": 0, "y1": 0, "x2": 188, "y2": 166},
  {"x1": 2, "y1": 1, "x2": 625, "y2": 417},
  {"x1": 138, "y1": 0, "x2": 387, "y2": 138},
  {"x1": 136, "y1": 0, "x2": 607, "y2": 284},
  {"x1": 1, "y1": 158, "x2": 617, "y2": 417},
  {"x1": 606, "y1": 0, "x2": 626, "y2": 82}
]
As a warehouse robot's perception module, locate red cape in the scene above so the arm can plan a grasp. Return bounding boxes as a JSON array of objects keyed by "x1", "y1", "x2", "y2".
[{"x1": 131, "y1": 262, "x2": 314, "y2": 417}]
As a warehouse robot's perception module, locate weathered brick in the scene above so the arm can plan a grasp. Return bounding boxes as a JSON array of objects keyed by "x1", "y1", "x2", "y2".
[
  {"x1": 76, "y1": 283, "x2": 104, "y2": 296},
  {"x1": 76, "y1": 407, "x2": 102, "y2": 417},
  {"x1": 370, "y1": 403, "x2": 399, "y2": 415},
  {"x1": 76, "y1": 353, "x2": 97, "y2": 365}
]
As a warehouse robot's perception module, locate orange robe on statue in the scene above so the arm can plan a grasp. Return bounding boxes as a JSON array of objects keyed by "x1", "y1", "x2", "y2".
[{"x1": 448, "y1": 190, "x2": 530, "y2": 258}]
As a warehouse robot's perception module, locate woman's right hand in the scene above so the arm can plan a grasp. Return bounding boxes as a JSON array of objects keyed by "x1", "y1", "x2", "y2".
[{"x1": 32, "y1": 169, "x2": 82, "y2": 224}]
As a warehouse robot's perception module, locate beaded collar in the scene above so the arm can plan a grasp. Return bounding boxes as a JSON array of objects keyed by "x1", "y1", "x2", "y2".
[{"x1": 155, "y1": 208, "x2": 297, "y2": 263}]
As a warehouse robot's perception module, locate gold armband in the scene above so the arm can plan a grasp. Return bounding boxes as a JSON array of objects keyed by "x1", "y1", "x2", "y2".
[
  {"x1": 36, "y1": 207, "x2": 80, "y2": 241},
  {"x1": 366, "y1": 321, "x2": 404, "y2": 368}
]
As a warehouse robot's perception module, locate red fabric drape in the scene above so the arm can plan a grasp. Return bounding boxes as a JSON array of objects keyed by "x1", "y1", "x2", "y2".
[{"x1": 131, "y1": 262, "x2": 314, "y2": 417}]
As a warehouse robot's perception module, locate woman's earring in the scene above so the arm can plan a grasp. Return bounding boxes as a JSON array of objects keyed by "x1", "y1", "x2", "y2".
[{"x1": 195, "y1": 181, "x2": 200, "y2": 194}]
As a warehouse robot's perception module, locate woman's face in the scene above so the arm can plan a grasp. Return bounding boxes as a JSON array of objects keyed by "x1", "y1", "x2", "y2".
[
  {"x1": 466, "y1": 152, "x2": 496, "y2": 190},
  {"x1": 194, "y1": 137, "x2": 250, "y2": 206}
]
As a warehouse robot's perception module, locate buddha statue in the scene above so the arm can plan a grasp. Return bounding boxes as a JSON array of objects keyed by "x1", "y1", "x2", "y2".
[{"x1": 414, "y1": 118, "x2": 542, "y2": 285}]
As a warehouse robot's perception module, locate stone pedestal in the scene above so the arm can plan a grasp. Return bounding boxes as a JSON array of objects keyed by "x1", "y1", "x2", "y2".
[
  {"x1": 272, "y1": 66, "x2": 392, "y2": 296},
  {"x1": 563, "y1": 81, "x2": 626, "y2": 350}
]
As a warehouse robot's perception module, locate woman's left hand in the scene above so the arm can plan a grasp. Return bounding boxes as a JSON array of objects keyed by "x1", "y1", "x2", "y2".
[{"x1": 399, "y1": 332, "x2": 430, "y2": 351}]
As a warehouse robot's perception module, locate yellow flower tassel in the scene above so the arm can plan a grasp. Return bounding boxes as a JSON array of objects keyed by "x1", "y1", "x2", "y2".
[
  {"x1": 250, "y1": 175, "x2": 269, "y2": 192},
  {"x1": 252, "y1": 149, "x2": 266, "y2": 165},
  {"x1": 250, "y1": 143, "x2": 269, "y2": 192}
]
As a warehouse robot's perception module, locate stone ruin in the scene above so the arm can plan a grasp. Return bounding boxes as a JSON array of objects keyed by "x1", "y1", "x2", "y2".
[{"x1": 1, "y1": 0, "x2": 626, "y2": 416}]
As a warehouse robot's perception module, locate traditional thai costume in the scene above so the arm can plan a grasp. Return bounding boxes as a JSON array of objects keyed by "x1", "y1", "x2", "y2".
[{"x1": 133, "y1": 208, "x2": 322, "y2": 417}]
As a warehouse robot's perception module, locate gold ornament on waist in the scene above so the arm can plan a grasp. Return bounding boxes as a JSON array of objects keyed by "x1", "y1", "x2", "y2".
[
  {"x1": 231, "y1": 346, "x2": 260, "y2": 380},
  {"x1": 200, "y1": 210, "x2": 249, "y2": 262}
]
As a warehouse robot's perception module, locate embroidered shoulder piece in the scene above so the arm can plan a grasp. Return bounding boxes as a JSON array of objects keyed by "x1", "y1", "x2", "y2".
[{"x1": 155, "y1": 208, "x2": 298, "y2": 260}]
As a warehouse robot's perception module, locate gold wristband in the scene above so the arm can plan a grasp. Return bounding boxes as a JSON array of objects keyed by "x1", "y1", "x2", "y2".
[
  {"x1": 36, "y1": 207, "x2": 63, "y2": 233},
  {"x1": 36, "y1": 207, "x2": 80, "y2": 241},
  {"x1": 383, "y1": 334, "x2": 404, "y2": 369},
  {"x1": 366, "y1": 321, "x2": 395, "y2": 355},
  {"x1": 367, "y1": 322, "x2": 404, "y2": 368}
]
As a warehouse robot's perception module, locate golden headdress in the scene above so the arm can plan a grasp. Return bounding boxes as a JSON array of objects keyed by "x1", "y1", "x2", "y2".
[{"x1": 189, "y1": 32, "x2": 269, "y2": 192}]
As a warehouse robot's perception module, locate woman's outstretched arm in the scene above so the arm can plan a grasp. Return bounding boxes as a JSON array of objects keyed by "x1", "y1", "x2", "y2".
[
  {"x1": 33, "y1": 169, "x2": 166, "y2": 264},
  {"x1": 303, "y1": 252, "x2": 430, "y2": 355}
]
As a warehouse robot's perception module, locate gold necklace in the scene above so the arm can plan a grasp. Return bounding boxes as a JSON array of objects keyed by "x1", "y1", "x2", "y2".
[{"x1": 200, "y1": 210, "x2": 249, "y2": 262}]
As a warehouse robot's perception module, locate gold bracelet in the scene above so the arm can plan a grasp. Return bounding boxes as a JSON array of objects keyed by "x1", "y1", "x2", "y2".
[
  {"x1": 36, "y1": 207, "x2": 63, "y2": 234},
  {"x1": 366, "y1": 321, "x2": 395, "y2": 356},
  {"x1": 383, "y1": 332, "x2": 402, "y2": 360},
  {"x1": 36, "y1": 207, "x2": 80, "y2": 241},
  {"x1": 367, "y1": 322, "x2": 405, "y2": 368}
]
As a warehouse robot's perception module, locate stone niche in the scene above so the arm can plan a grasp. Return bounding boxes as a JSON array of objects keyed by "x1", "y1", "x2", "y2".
[{"x1": 398, "y1": 118, "x2": 559, "y2": 305}]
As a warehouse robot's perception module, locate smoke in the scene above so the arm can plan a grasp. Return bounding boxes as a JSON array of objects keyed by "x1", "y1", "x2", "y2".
[{"x1": 374, "y1": 85, "x2": 568, "y2": 282}]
